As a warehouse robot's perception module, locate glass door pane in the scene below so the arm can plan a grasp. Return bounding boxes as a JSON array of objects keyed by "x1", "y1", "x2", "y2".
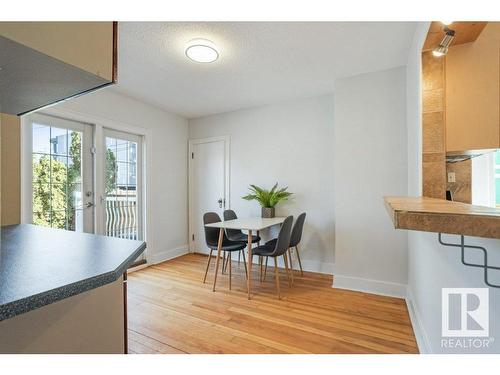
[
  {"x1": 103, "y1": 130, "x2": 142, "y2": 242},
  {"x1": 30, "y1": 114, "x2": 93, "y2": 233}
]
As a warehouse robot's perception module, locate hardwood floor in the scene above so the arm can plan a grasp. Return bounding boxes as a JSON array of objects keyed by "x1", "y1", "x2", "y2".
[{"x1": 127, "y1": 253, "x2": 418, "y2": 354}]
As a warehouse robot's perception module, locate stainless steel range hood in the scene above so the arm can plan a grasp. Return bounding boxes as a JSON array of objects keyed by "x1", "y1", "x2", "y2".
[{"x1": 446, "y1": 149, "x2": 497, "y2": 163}]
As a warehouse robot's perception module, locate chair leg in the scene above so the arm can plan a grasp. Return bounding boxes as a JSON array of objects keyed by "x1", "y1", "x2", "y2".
[
  {"x1": 288, "y1": 249, "x2": 294, "y2": 285},
  {"x1": 203, "y1": 250, "x2": 213, "y2": 283},
  {"x1": 295, "y1": 245, "x2": 304, "y2": 276},
  {"x1": 222, "y1": 251, "x2": 226, "y2": 274},
  {"x1": 283, "y1": 254, "x2": 292, "y2": 288},
  {"x1": 274, "y1": 257, "x2": 281, "y2": 300},
  {"x1": 241, "y1": 250, "x2": 248, "y2": 278},
  {"x1": 229, "y1": 252, "x2": 232, "y2": 290},
  {"x1": 259, "y1": 256, "x2": 263, "y2": 282},
  {"x1": 224, "y1": 252, "x2": 230, "y2": 273},
  {"x1": 263, "y1": 256, "x2": 268, "y2": 281},
  {"x1": 238, "y1": 251, "x2": 241, "y2": 267}
]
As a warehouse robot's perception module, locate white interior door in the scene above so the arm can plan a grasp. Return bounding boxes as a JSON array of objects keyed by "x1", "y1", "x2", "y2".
[{"x1": 189, "y1": 137, "x2": 229, "y2": 254}]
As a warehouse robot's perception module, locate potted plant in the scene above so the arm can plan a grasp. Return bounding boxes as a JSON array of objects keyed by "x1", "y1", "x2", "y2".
[{"x1": 242, "y1": 183, "x2": 293, "y2": 218}]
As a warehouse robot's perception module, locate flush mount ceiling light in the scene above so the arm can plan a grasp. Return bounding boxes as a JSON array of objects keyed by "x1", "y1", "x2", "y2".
[
  {"x1": 432, "y1": 27, "x2": 455, "y2": 57},
  {"x1": 441, "y1": 21, "x2": 454, "y2": 26},
  {"x1": 185, "y1": 39, "x2": 219, "y2": 63}
]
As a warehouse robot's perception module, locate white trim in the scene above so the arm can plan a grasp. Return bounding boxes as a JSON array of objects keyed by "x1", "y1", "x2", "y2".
[
  {"x1": 332, "y1": 274, "x2": 408, "y2": 299},
  {"x1": 201, "y1": 251, "x2": 334, "y2": 275},
  {"x1": 29, "y1": 106, "x2": 154, "y2": 264},
  {"x1": 300, "y1": 260, "x2": 335, "y2": 275},
  {"x1": 150, "y1": 245, "x2": 189, "y2": 264},
  {"x1": 101, "y1": 127, "x2": 144, "y2": 247},
  {"x1": 20, "y1": 116, "x2": 32, "y2": 224},
  {"x1": 20, "y1": 113, "x2": 93, "y2": 233},
  {"x1": 406, "y1": 288, "x2": 432, "y2": 354},
  {"x1": 188, "y1": 135, "x2": 231, "y2": 253},
  {"x1": 127, "y1": 262, "x2": 149, "y2": 273}
]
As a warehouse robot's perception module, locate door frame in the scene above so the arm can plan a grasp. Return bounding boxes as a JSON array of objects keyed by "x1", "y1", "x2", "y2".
[
  {"x1": 101, "y1": 127, "x2": 144, "y2": 242},
  {"x1": 21, "y1": 106, "x2": 152, "y2": 263},
  {"x1": 20, "y1": 112, "x2": 94, "y2": 233},
  {"x1": 188, "y1": 135, "x2": 230, "y2": 253}
]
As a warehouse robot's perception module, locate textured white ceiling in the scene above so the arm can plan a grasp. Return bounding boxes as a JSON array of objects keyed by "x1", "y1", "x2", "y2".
[{"x1": 111, "y1": 22, "x2": 417, "y2": 119}]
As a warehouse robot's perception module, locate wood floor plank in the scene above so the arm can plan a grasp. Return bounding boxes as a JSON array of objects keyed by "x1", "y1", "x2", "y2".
[{"x1": 127, "y1": 253, "x2": 418, "y2": 354}]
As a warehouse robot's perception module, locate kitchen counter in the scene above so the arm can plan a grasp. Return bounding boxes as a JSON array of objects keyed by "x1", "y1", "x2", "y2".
[
  {"x1": 0, "y1": 224, "x2": 146, "y2": 322},
  {"x1": 384, "y1": 196, "x2": 500, "y2": 239}
]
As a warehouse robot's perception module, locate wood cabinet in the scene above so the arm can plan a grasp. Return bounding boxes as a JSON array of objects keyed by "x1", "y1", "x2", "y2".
[
  {"x1": 445, "y1": 22, "x2": 500, "y2": 152},
  {"x1": 0, "y1": 22, "x2": 116, "y2": 81},
  {"x1": 0, "y1": 22, "x2": 117, "y2": 115},
  {"x1": 0, "y1": 113, "x2": 20, "y2": 225}
]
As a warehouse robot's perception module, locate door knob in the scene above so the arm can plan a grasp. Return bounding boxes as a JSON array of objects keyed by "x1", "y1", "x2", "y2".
[
  {"x1": 218, "y1": 198, "x2": 223, "y2": 208},
  {"x1": 86, "y1": 202, "x2": 94, "y2": 208}
]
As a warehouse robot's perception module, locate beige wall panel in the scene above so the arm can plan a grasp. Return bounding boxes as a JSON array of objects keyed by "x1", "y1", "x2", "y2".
[
  {"x1": 423, "y1": 89, "x2": 445, "y2": 113},
  {"x1": 422, "y1": 50, "x2": 447, "y2": 199},
  {"x1": 0, "y1": 113, "x2": 20, "y2": 225},
  {"x1": 423, "y1": 112, "x2": 445, "y2": 153},
  {"x1": 0, "y1": 277, "x2": 124, "y2": 354},
  {"x1": 423, "y1": 159, "x2": 447, "y2": 199},
  {"x1": 445, "y1": 22, "x2": 500, "y2": 151},
  {"x1": 422, "y1": 51, "x2": 444, "y2": 91},
  {"x1": 446, "y1": 160, "x2": 472, "y2": 203},
  {"x1": 0, "y1": 22, "x2": 114, "y2": 81}
]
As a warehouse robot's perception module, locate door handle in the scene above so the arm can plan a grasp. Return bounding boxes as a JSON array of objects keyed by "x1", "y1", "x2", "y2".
[
  {"x1": 218, "y1": 198, "x2": 223, "y2": 208},
  {"x1": 86, "y1": 202, "x2": 94, "y2": 208}
]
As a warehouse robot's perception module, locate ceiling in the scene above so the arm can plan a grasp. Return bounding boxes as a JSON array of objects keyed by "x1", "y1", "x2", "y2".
[{"x1": 112, "y1": 22, "x2": 417, "y2": 119}]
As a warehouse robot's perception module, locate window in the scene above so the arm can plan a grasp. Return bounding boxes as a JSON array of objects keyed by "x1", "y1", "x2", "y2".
[
  {"x1": 31, "y1": 122, "x2": 84, "y2": 231},
  {"x1": 104, "y1": 132, "x2": 142, "y2": 241},
  {"x1": 495, "y1": 150, "x2": 500, "y2": 207}
]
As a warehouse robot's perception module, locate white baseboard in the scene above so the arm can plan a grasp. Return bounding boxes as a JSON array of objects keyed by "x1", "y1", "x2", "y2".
[
  {"x1": 406, "y1": 289, "x2": 432, "y2": 354},
  {"x1": 150, "y1": 245, "x2": 189, "y2": 264},
  {"x1": 199, "y1": 251, "x2": 334, "y2": 275},
  {"x1": 127, "y1": 262, "x2": 148, "y2": 273},
  {"x1": 299, "y1": 259, "x2": 335, "y2": 274},
  {"x1": 332, "y1": 274, "x2": 407, "y2": 298}
]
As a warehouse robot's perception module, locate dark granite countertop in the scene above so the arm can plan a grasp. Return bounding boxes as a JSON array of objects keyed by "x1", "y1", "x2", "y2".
[{"x1": 0, "y1": 224, "x2": 146, "y2": 321}]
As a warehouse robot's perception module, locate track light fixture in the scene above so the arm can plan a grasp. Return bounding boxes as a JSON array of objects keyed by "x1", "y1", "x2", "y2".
[{"x1": 432, "y1": 27, "x2": 455, "y2": 57}]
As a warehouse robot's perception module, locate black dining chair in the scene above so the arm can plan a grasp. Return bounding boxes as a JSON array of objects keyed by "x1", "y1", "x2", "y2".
[
  {"x1": 265, "y1": 212, "x2": 306, "y2": 278},
  {"x1": 223, "y1": 209, "x2": 261, "y2": 272},
  {"x1": 252, "y1": 215, "x2": 293, "y2": 299},
  {"x1": 203, "y1": 212, "x2": 247, "y2": 290}
]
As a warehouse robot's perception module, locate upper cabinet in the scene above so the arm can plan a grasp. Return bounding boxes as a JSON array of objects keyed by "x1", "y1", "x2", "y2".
[
  {"x1": 0, "y1": 22, "x2": 117, "y2": 115},
  {"x1": 445, "y1": 22, "x2": 500, "y2": 152}
]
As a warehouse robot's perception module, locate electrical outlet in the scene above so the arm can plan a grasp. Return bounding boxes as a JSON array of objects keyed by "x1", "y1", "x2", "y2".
[{"x1": 447, "y1": 172, "x2": 456, "y2": 183}]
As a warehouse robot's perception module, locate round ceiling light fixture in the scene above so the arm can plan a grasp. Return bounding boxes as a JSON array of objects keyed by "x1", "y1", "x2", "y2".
[{"x1": 185, "y1": 39, "x2": 219, "y2": 63}]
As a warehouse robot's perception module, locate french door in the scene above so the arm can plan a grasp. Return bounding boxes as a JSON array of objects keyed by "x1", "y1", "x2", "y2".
[
  {"x1": 100, "y1": 128, "x2": 143, "y2": 244},
  {"x1": 28, "y1": 113, "x2": 94, "y2": 233},
  {"x1": 26, "y1": 115, "x2": 146, "y2": 263}
]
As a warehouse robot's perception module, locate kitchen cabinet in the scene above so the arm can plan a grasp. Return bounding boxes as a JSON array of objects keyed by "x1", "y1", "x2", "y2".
[
  {"x1": 0, "y1": 22, "x2": 117, "y2": 115},
  {"x1": 445, "y1": 22, "x2": 500, "y2": 152},
  {"x1": 0, "y1": 22, "x2": 116, "y2": 81}
]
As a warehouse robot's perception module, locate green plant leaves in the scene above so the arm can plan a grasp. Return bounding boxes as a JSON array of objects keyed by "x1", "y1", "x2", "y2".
[{"x1": 242, "y1": 183, "x2": 292, "y2": 208}]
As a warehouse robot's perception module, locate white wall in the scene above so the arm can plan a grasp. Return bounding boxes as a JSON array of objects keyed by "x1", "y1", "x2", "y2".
[
  {"x1": 49, "y1": 89, "x2": 189, "y2": 264},
  {"x1": 406, "y1": 23, "x2": 500, "y2": 354},
  {"x1": 189, "y1": 95, "x2": 335, "y2": 273},
  {"x1": 471, "y1": 152, "x2": 496, "y2": 207},
  {"x1": 332, "y1": 67, "x2": 409, "y2": 297}
]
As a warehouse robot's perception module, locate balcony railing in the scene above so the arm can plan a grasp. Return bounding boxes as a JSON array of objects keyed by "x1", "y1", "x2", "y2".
[{"x1": 105, "y1": 199, "x2": 137, "y2": 240}]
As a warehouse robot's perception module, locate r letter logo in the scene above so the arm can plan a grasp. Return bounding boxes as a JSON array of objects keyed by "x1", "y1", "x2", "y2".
[{"x1": 442, "y1": 288, "x2": 489, "y2": 337}]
